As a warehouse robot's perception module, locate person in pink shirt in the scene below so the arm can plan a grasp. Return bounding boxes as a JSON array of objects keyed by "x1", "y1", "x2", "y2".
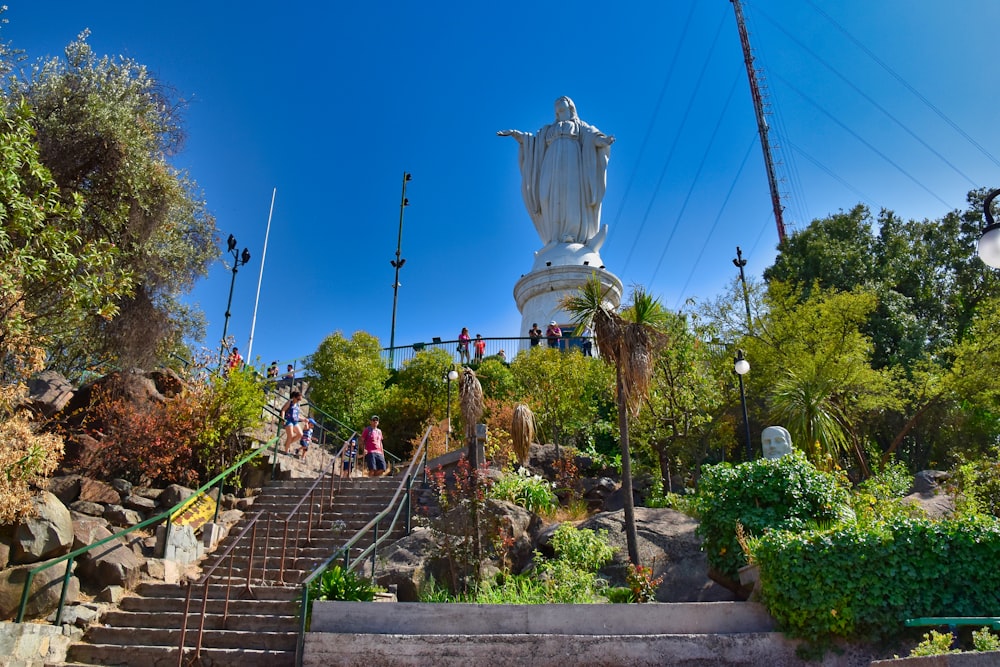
[
  {"x1": 457, "y1": 327, "x2": 471, "y2": 364},
  {"x1": 360, "y1": 415, "x2": 387, "y2": 477}
]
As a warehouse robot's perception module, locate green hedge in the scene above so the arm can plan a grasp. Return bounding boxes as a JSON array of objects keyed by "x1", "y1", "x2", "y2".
[
  {"x1": 754, "y1": 516, "x2": 1000, "y2": 641},
  {"x1": 694, "y1": 451, "x2": 850, "y2": 579}
]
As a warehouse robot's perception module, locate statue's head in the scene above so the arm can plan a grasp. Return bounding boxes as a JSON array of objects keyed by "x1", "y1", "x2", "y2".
[
  {"x1": 761, "y1": 426, "x2": 792, "y2": 460},
  {"x1": 554, "y1": 96, "x2": 578, "y2": 121}
]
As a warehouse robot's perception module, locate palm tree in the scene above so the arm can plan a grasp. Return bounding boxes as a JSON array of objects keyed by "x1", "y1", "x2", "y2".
[{"x1": 563, "y1": 275, "x2": 669, "y2": 565}]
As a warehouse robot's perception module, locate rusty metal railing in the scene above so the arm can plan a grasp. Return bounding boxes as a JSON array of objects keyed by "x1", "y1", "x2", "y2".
[{"x1": 176, "y1": 455, "x2": 338, "y2": 666}]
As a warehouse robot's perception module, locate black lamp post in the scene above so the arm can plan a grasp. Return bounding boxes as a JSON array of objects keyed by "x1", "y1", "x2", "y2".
[
  {"x1": 734, "y1": 349, "x2": 752, "y2": 460},
  {"x1": 445, "y1": 368, "x2": 459, "y2": 449},
  {"x1": 977, "y1": 189, "x2": 1000, "y2": 268},
  {"x1": 389, "y1": 172, "x2": 412, "y2": 367},
  {"x1": 733, "y1": 246, "x2": 752, "y2": 331},
  {"x1": 219, "y1": 234, "x2": 251, "y2": 366}
]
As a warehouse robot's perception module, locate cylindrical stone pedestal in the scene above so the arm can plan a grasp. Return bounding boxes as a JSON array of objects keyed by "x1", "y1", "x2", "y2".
[{"x1": 513, "y1": 265, "x2": 622, "y2": 352}]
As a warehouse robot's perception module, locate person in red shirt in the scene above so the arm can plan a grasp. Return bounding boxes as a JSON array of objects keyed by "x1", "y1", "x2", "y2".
[{"x1": 473, "y1": 334, "x2": 486, "y2": 363}]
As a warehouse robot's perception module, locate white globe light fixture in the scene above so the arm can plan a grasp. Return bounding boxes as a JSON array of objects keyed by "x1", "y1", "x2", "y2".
[
  {"x1": 978, "y1": 189, "x2": 1000, "y2": 269},
  {"x1": 734, "y1": 349, "x2": 752, "y2": 459}
]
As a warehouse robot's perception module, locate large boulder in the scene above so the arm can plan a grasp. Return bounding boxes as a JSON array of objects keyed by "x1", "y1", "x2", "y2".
[
  {"x1": 574, "y1": 506, "x2": 736, "y2": 603},
  {"x1": 78, "y1": 478, "x2": 120, "y2": 505},
  {"x1": 371, "y1": 528, "x2": 448, "y2": 601},
  {"x1": 158, "y1": 484, "x2": 195, "y2": 509},
  {"x1": 11, "y1": 491, "x2": 74, "y2": 565},
  {"x1": 27, "y1": 370, "x2": 74, "y2": 418},
  {"x1": 374, "y1": 500, "x2": 542, "y2": 601},
  {"x1": 0, "y1": 557, "x2": 79, "y2": 620},
  {"x1": 73, "y1": 520, "x2": 143, "y2": 590},
  {"x1": 47, "y1": 475, "x2": 82, "y2": 505}
]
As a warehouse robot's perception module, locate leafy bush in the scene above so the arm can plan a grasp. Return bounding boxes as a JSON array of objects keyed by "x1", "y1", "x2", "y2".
[
  {"x1": 547, "y1": 524, "x2": 615, "y2": 572},
  {"x1": 851, "y1": 459, "x2": 923, "y2": 525},
  {"x1": 625, "y1": 563, "x2": 664, "y2": 603},
  {"x1": 950, "y1": 455, "x2": 1000, "y2": 519},
  {"x1": 753, "y1": 516, "x2": 1000, "y2": 642},
  {"x1": 310, "y1": 565, "x2": 377, "y2": 602},
  {"x1": 420, "y1": 524, "x2": 617, "y2": 604},
  {"x1": 489, "y1": 467, "x2": 556, "y2": 515},
  {"x1": 694, "y1": 451, "x2": 850, "y2": 579},
  {"x1": 0, "y1": 412, "x2": 63, "y2": 523},
  {"x1": 606, "y1": 587, "x2": 636, "y2": 603},
  {"x1": 909, "y1": 630, "x2": 959, "y2": 656},
  {"x1": 972, "y1": 627, "x2": 1000, "y2": 652}
]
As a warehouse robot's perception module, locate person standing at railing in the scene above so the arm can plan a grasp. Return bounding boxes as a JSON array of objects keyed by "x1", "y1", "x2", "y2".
[
  {"x1": 361, "y1": 415, "x2": 387, "y2": 477},
  {"x1": 529, "y1": 323, "x2": 543, "y2": 347},
  {"x1": 457, "y1": 327, "x2": 471, "y2": 364},
  {"x1": 473, "y1": 334, "x2": 486, "y2": 363},
  {"x1": 266, "y1": 361, "x2": 279, "y2": 379},
  {"x1": 546, "y1": 321, "x2": 562, "y2": 349},
  {"x1": 582, "y1": 324, "x2": 594, "y2": 357},
  {"x1": 280, "y1": 391, "x2": 304, "y2": 454}
]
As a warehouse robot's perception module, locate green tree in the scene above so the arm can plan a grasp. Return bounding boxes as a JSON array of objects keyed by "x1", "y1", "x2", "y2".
[
  {"x1": 744, "y1": 283, "x2": 899, "y2": 471},
  {"x1": 394, "y1": 347, "x2": 454, "y2": 421},
  {"x1": 306, "y1": 331, "x2": 388, "y2": 429},
  {"x1": 508, "y1": 346, "x2": 612, "y2": 450},
  {"x1": 633, "y1": 310, "x2": 726, "y2": 489},
  {"x1": 0, "y1": 98, "x2": 131, "y2": 379},
  {"x1": 17, "y1": 33, "x2": 218, "y2": 374},
  {"x1": 564, "y1": 275, "x2": 670, "y2": 565}
]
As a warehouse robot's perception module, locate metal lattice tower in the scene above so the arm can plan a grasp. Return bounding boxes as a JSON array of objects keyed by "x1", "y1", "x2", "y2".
[{"x1": 731, "y1": 0, "x2": 786, "y2": 243}]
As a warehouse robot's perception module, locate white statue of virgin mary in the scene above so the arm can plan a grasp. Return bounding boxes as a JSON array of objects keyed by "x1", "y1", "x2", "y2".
[{"x1": 499, "y1": 97, "x2": 615, "y2": 249}]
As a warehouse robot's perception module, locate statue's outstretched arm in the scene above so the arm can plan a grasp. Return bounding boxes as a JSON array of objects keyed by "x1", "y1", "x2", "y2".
[{"x1": 497, "y1": 129, "x2": 530, "y2": 143}]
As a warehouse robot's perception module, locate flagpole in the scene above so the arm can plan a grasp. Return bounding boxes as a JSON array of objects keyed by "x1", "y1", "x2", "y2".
[{"x1": 246, "y1": 188, "x2": 276, "y2": 361}]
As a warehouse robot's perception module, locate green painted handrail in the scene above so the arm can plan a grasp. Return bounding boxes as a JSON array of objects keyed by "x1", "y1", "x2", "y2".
[
  {"x1": 15, "y1": 435, "x2": 279, "y2": 624},
  {"x1": 905, "y1": 617, "x2": 1000, "y2": 630}
]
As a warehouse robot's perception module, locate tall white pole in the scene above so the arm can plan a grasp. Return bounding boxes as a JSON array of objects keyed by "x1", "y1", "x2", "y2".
[{"x1": 246, "y1": 188, "x2": 276, "y2": 361}]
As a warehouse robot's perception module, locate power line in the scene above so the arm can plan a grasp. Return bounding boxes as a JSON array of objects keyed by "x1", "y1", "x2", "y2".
[
  {"x1": 621, "y1": 7, "x2": 729, "y2": 276},
  {"x1": 756, "y1": 4, "x2": 977, "y2": 188},
  {"x1": 775, "y1": 72, "x2": 952, "y2": 209},
  {"x1": 649, "y1": 71, "x2": 742, "y2": 286},
  {"x1": 803, "y1": 0, "x2": 1000, "y2": 170},
  {"x1": 609, "y1": 1, "x2": 697, "y2": 236},
  {"x1": 672, "y1": 133, "x2": 758, "y2": 311}
]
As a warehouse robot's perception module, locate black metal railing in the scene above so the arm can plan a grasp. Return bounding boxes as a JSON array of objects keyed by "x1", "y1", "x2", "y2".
[{"x1": 381, "y1": 335, "x2": 596, "y2": 368}]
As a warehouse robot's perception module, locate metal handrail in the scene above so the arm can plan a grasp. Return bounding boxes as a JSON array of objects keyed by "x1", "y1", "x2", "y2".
[
  {"x1": 177, "y1": 456, "x2": 340, "y2": 665},
  {"x1": 380, "y1": 335, "x2": 596, "y2": 368},
  {"x1": 15, "y1": 435, "x2": 279, "y2": 624},
  {"x1": 294, "y1": 425, "x2": 432, "y2": 666}
]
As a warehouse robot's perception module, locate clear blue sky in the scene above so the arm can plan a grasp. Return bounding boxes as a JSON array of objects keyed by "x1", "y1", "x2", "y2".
[{"x1": 9, "y1": 1, "x2": 1000, "y2": 367}]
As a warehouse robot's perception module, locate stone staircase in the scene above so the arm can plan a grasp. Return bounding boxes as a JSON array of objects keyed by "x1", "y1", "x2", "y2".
[{"x1": 53, "y1": 473, "x2": 407, "y2": 667}]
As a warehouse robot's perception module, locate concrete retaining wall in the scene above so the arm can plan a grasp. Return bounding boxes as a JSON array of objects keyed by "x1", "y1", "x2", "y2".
[{"x1": 310, "y1": 600, "x2": 776, "y2": 635}]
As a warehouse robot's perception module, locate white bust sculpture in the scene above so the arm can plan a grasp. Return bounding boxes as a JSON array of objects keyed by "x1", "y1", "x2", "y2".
[
  {"x1": 761, "y1": 426, "x2": 793, "y2": 460},
  {"x1": 498, "y1": 97, "x2": 615, "y2": 249}
]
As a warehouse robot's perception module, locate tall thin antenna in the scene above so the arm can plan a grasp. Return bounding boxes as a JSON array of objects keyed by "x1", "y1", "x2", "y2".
[{"x1": 731, "y1": 0, "x2": 786, "y2": 243}]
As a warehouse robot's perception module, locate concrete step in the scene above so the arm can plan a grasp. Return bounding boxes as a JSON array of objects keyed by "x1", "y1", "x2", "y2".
[
  {"x1": 100, "y1": 610, "x2": 300, "y2": 631},
  {"x1": 66, "y1": 643, "x2": 294, "y2": 667},
  {"x1": 120, "y1": 596, "x2": 298, "y2": 615},
  {"x1": 302, "y1": 632, "x2": 863, "y2": 667},
  {"x1": 84, "y1": 626, "x2": 297, "y2": 651},
  {"x1": 136, "y1": 582, "x2": 301, "y2": 600}
]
